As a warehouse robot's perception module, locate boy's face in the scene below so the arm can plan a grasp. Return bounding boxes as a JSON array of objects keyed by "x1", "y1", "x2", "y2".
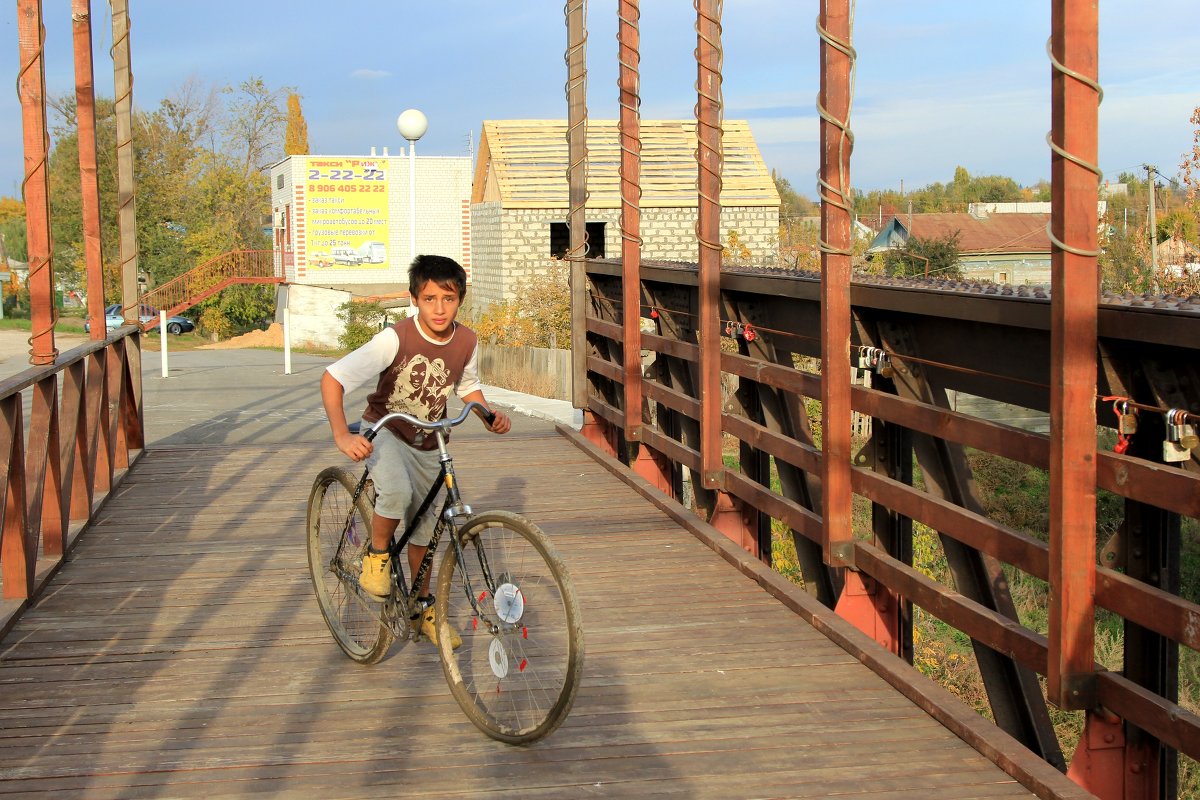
[{"x1": 413, "y1": 279, "x2": 462, "y2": 341}]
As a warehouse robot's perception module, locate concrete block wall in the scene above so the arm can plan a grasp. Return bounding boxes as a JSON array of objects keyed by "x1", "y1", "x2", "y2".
[
  {"x1": 281, "y1": 283, "x2": 351, "y2": 349},
  {"x1": 469, "y1": 202, "x2": 504, "y2": 307},
  {"x1": 468, "y1": 204, "x2": 780, "y2": 307},
  {"x1": 960, "y1": 256, "x2": 1052, "y2": 286}
]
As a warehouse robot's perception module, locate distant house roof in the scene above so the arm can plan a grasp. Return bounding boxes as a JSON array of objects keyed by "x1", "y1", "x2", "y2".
[
  {"x1": 1156, "y1": 236, "x2": 1200, "y2": 266},
  {"x1": 795, "y1": 215, "x2": 876, "y2": 239},
  {"x1": 472, "y1": 119, "x2": 779, "y2": 209},
  {"x1": 868, "y1": 212, "x2": 1052, "y2": 256}
]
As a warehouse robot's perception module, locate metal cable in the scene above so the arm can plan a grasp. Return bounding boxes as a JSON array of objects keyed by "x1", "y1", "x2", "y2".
[
  {"x1": 693, "y1": 0, "x2": 723, "y2": 256},
  {"x1": 623, "y1": 295, "x2": 1199, "y2": 422},
  {"x1": 1044, "y1": 36, "x2": 1103, "y2": 258},
  {"x1": 814, "y1": 1, "x2": 856, "y2": 258},
  {"x1": 563, "y1": 0, "x2": 591, "y2": 261},
  {"x1": 110, "y1": 0, "x2": 140, "y2": 308},
  {"x1": 617, "y1": 1, "x2": 643, "y2": 249},
  {"x1": 16, "y1": 0, "x2": 59, "y2": 361}
]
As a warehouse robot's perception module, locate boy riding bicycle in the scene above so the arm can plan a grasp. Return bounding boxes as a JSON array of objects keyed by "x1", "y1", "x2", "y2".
[{"x1": 320, "y1": 255, "x2": 511, "y2": 648}]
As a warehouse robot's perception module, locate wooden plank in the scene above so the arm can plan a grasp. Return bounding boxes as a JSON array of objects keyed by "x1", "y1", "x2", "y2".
[{"x1": 0, "y1": 437, "x2": 1046, "y2": 798}]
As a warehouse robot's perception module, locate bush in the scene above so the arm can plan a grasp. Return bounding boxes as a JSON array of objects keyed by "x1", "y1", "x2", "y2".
[
  {"x1": 337, "y1": 299, "x2": 389, "y2": 351},
  {"x1": 198, "y1": 306, "x2": 231, "y2": 339},
  {"x1": 471, "y1": 264, "x2": 570, "y2": 349}
]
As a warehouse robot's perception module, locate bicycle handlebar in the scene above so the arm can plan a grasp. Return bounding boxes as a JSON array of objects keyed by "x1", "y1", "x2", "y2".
[{"x1": 361, "y1": 401, "x2": 497, "y2": 442}]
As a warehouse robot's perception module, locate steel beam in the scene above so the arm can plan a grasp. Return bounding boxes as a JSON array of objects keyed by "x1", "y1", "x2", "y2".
[
  {"x1": 694, "y1": 0, "x2": 723, "y2": 489},
  {"x1": 72, "y1": 0, "x2": 106, "y2": 342},
  {"x1": 16, "y1": 0, "x2": 56, "y2": 365},
  {"x1": 817, "y1": 0, "x2": 853, "y2": 565},
  {"x1": 618, "y1": 0, "x2": 643, "y2": 441},
  {"x1": 110, "y1": 0, "x2": 140, "y2": 318},
  {"x1": 1047, "y1": 0, "x2": 1100, "y2": 712},
  {"x1": 566, "y1": 0, "x2": 589, "y2": 410}
]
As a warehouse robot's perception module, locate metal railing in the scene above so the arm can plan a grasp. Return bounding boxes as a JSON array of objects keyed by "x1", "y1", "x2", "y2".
[
  {"x1": 132, "y1": 250, "x2": 281, "y2": 328},
  {"x1": 0, "y1": 328, "x2": 144, "y2": 635},
  {"x1": 581, "y1": 260, "x2": 1200, "y2": 798}
]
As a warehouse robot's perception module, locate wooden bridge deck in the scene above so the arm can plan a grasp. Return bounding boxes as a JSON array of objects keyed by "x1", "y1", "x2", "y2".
[{"x1": 0, "y1": 429, "x2": 1062, "y2": 798}]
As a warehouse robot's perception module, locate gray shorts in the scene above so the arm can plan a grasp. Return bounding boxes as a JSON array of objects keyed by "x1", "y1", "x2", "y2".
[{"x1": 363, "y1": 423, "x2": 444, "y2": 547}]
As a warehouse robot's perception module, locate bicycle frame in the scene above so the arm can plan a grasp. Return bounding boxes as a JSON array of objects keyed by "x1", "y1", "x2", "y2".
[{"x1": 334, "y1": 409, "x2": 497, "y2": 638}]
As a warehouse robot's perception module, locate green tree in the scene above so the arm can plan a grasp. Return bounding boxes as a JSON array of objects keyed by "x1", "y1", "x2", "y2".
[
  {"x1": 854, "y1": 167, "x2": 1025, "y2": 218},
  {"x1": 773, "y1": 172, "x2": 816, "y2": 218},
  {"x1": 337, "y1": 299, "x2": 389, "y2": 350},
  {"x1": 0, "y1": 198, "x2": 26, "y2": 262},
  {"x1": 883, "y1": 231, "x2": 962, "y2": 280},
  {"x1": 44, "y1": 76, "x2": 287, "y2": 330},
  {"x1": 1157, "y1": 208, "x2": 1197, "y2": 244},
  {"x1": 285, "y1": 93, "x2": 310, "y2": 155}
]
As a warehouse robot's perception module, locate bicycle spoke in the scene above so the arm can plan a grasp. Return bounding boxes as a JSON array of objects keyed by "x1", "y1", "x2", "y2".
[
  {"x1": 437, "y1": 511, "x2": 583, "y2": 743},
  {"x1": 307, "y1": 467, "x2": 393, "y2": 663}
]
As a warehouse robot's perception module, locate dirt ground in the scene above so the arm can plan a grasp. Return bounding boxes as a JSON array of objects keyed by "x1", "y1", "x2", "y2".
[{"x1": 198, "y1": 322, "x2": 286, "y2": 350}]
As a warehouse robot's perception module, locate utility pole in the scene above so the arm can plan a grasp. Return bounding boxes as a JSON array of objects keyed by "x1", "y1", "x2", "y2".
[{"x1": 1146, "y1": 164, "x2": 1157, "y2": 274}]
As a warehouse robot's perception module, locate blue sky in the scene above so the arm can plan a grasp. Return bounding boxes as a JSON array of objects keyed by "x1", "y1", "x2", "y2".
[{"x1": 2, "y1": 1, "x2": 1197, "y2": 200}]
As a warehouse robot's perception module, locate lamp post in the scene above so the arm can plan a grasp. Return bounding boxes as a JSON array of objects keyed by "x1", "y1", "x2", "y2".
[{"x1": 396, "y1": 109, "x2": 428, "y2": 262}]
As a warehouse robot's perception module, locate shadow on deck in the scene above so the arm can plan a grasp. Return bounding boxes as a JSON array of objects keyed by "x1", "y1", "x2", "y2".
[{"x1": 0, "y1": 428, "x2": 1080, "y2": 798}]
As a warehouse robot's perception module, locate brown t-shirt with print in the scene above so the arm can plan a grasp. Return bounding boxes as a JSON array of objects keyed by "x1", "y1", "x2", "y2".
[{"x1": 363, "y1": 317, "x2": 478, "y2": 450}]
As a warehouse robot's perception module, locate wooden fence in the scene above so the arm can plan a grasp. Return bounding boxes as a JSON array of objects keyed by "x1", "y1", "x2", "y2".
[{"x1": 478, "y1": 343, "x2": 572, "y2": 401}]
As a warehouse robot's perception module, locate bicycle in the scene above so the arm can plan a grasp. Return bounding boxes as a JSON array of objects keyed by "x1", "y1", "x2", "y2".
[{"x1": 305, "y1": 401, "x2": 585, "y2": 744}]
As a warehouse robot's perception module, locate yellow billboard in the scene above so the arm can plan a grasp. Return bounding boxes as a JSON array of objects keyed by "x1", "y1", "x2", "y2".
[{"x1": 304, "y1": 157, "x2": 390, "y2": 270}]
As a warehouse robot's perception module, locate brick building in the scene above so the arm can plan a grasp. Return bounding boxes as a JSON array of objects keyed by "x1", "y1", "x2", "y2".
[
  {"x1": 269, "y1": 151, "x2": 472, "y2": 348},
  {"x1": 470, "y1": 119, "x2": 780, "y2": 307}
]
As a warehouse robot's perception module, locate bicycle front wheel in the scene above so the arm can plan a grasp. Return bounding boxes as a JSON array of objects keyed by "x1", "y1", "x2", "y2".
[
  {"x1": 436, "y1": 511, "x2": 584, "y2": 744},
  {"x1": 307, "y1": 466, "x2": 393, "y2": 664}
]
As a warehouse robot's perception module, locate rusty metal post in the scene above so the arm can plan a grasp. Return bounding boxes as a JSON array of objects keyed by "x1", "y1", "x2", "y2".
[
  {"x1": 566, "y1": 0, "x2": 589, "y2": 409},
  {"x1": 618, "y1": 0, "x2": 643, "y2": 442},
  {"x1": 1047, "y1": 0, "x2": 1100, "y2": 714},
  {"x1": 695, "y1": 0, "x2": 723, "y2": 488},
  {"x1": 73, "y1": 0, "x2": 105, "y2": 341},
  {"x1": 817, "y1": 1, "x2": 854, "y2": 565},
  {"x1": 16, "y1": 0, "x2": 57, "y2": 365},
  {"x1": 111, "y1": 0, "x2": 140, "y2": 320}
]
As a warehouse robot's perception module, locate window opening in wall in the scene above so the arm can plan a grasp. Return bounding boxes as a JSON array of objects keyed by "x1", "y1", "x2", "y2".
[
  {"x1": 277, "y1": 173, "x2": 285, "y2": 189},
  {"x1": 997, "y1": 271, "x2": 1008, "y2": 283},
  {"x1": 550, "y1": 222, "x2": 605, "y2": 259}
]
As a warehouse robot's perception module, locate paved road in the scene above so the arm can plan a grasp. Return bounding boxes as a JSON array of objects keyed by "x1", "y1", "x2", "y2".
[{"x1": 0, "y1": 331, "x2": 579, "y2": 447}]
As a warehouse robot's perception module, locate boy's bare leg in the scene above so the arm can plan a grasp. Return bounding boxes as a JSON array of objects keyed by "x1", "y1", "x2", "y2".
[
  {"x1": 370, "y1": 513, "x2": 400, "y2": 551},
  {"x1": 370, "y1": 514, "x2": 432, "y2": 596}
]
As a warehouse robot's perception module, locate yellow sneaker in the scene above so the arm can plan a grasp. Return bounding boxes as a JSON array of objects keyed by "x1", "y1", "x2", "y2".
[
  {"x1": 358, "y1": 549, "x2": 391, "y2": 599},
  {"x1": 421, "y1": 605, "x2": 462, "y2": 650}
]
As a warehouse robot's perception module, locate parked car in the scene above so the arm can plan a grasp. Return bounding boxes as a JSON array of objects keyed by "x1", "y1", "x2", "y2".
[{"x1": 83, "y1": 304, "x2": 195, "y2": 335}]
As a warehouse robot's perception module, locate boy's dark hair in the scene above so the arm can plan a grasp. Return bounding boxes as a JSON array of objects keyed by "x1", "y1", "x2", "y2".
[{"x1": 408, "y1": 255, "x2": 467, "y2": 299}]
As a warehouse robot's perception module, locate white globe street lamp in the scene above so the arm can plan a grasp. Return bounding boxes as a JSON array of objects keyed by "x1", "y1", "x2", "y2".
[{"x1": 396, "y1": 109, "x2": 428, "y2": 263}]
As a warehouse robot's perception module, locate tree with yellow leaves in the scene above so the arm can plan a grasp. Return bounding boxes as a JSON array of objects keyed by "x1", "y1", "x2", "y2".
[{"x1": 285, "y1": 93, "x2": 309, "y2": 156}]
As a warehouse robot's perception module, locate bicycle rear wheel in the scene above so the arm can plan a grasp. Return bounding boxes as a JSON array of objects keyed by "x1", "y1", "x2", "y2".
[
  {"x1": 436, "y1": 511, "x2": 584, "y2": 744},
  {"x1": 307, "y1": 466, "x2": 393, "y2": 664}
]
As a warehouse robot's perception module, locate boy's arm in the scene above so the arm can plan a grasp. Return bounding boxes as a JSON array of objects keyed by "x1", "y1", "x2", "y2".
[
  {"x1": 460, "y1": 389, "x2": 511, "y2": 435},
  {"x1": 321, "y1": 371, "x2": 373, "y2": 461}
]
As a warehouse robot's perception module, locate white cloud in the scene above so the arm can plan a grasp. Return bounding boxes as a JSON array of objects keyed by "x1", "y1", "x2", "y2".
[{"x1": 351, "y1": 69, "x2": 390, "y2": 80}]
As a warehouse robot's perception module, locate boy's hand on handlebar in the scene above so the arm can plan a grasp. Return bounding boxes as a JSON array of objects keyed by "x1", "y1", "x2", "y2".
[
  {"x1": 487, "y1": 410, "x2": 512, "y2": 435},
  {"x1": 335, "y1": 430, "x2": 373, "y2": 462}
]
